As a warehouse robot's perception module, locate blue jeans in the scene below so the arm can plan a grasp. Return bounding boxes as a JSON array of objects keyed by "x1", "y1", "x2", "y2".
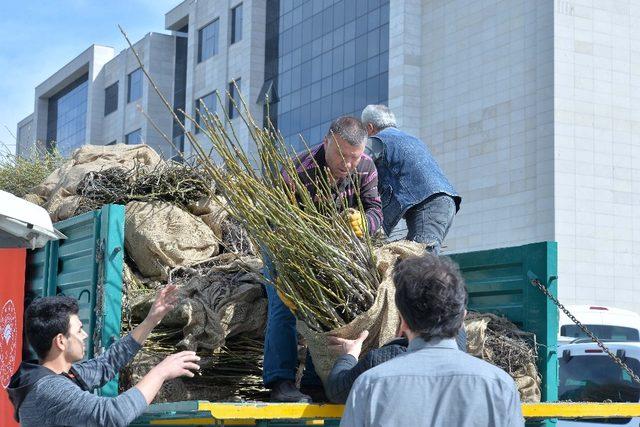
[
  {"x1": 262, "y1": 256, "x2": 320, "y2": 387},
  {"x1": 405, "y1": 194, "x2": 456, "y2": 255}
]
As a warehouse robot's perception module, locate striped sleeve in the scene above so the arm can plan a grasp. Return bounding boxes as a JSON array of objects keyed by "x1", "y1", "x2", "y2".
[{"x1": 359, "y1": 157, "x2": 383, "y2": 235}]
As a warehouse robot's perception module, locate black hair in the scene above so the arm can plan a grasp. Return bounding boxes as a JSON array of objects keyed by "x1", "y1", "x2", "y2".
[
  {"x1": 393, "y1": 254, "x2": 467, "y2": 341},
  {"x1": 25, "y1": 296, "x2": 79, "y2": 360}
]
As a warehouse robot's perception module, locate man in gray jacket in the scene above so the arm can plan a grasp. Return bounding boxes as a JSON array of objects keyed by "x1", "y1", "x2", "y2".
[
  {"x1": 8, "y1": 285, "x2": 200, "y2": 427},
  {"x1": 341, "y1": 255, "x2": 524, "y2": 427}
]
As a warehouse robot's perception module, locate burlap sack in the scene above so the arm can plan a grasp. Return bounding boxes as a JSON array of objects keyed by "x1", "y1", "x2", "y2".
[
  {"x1": 128, "y1": 254, "x2": 266, "y2": 351},
  {"x1": 189, "y1": 196, "x2": 229, "y2": 239},
  {"x1": 46, "y1": 192, "x2": 85, "y2": 222},
  {"x1": 125, "y1": 201, "x2": 220, "y2": 279},
  {"x1": 23, "y1": 193, "x2": 45, "y2": 206},
  {"x1": 296, "y1": 240, "x2": 425, "y2": 385},
  {"x1": 465, "y1": 313, "x2": 541, "y2": 403},
  {"x1": 465, "y1": 316, "x2": 489, "y2": 356},
  {"x1": 514, "y1": 363, "x2": 542, "y2": 403},
  {"x1": 33, "y1": 144, "x2": 162, "y2": 221}
]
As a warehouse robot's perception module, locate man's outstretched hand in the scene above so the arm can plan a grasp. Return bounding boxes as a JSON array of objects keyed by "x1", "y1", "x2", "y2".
[
  {"x1": 137, "y1": 351, "x2": 201, "y2": 404},
  {"x1": 132, "y1": 284, "x2": 180, "y2": 345},
  {"x1": 155, "y1": 351, "x2": 201, "y2": 380},
  {"x1": 328, "y1": 330, "x2": 369, "y2": 359},
  {"x1": 146, "y1": 284, "x2": 179, "y2": 325}
]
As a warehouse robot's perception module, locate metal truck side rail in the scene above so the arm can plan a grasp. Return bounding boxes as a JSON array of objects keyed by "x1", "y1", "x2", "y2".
[{"x1": 132, "y1": 402, "x2": 640, "y2": 425}]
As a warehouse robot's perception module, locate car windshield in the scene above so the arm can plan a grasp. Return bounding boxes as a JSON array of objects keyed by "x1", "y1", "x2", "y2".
[
  {"x1": 559, "y1": 355, "x2": 640, "y2": 424},
  {"x1": 561, "y1": 324, "x2": 639, "y2": 341}
]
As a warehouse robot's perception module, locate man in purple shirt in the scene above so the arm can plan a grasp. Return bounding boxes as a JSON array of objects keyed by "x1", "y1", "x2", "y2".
[{"x1": 264, "y1": 116, "x2": 383, "y2": 402}]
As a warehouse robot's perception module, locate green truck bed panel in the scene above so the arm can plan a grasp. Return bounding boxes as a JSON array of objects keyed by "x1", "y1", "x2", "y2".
[{"x1": 24, "y1": 206, "x2": 558, "y2": 425}]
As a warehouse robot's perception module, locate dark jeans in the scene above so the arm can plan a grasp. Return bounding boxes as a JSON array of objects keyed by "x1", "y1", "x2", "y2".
[
  {"x1": 262, "y1": 256, "x2": 320, "y2": 387},
  {"x1": 405, "y1": 194, "x2": 456, "y2": 255}
]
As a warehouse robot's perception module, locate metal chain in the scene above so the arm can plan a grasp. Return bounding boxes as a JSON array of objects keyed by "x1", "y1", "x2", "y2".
[{"x1": 529, "y1": 277, "x2": 640, "y2": 385}]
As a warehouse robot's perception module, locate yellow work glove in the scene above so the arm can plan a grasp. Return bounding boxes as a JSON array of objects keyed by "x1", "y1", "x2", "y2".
[
  {"x1": 276, "y1": 289, "x2": 297, "y2": 313},
  {"x1": 347, "y1": 208, "x2": 367, "y2": 238}
]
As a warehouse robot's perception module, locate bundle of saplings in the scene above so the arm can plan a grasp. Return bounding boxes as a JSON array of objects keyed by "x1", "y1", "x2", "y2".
[{"x1": 181, "y1": 92, "x2": 425, "y2": 383}]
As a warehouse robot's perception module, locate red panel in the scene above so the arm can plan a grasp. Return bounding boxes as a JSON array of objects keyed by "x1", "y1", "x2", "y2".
[{"x1": 0, "y1": 249, "x2": 26, "y2": 427}]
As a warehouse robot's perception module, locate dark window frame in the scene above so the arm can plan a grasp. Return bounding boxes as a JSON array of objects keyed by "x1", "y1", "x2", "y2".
[
  {"x1": 127, "y1": 68, "x2": 143, "y2": 103},
  {"x1": 228, "y1": 78, "x2": 241, "y2": 119},
  {"x1": 125, "y1": 128, "x2": 142, "y2": 145},
  {"x1": 230, "y1": 3, "x2": 243, "y2": 45},
  {"x1": 198, "y1": 18, "x2": 220, "y2": 62},
  {"x1": 104, "y1": 81, "x2": 119, "y2": 116},
  {"x1": 46, "y1": 73, "x2": 89, "y2": 155},
  {"x1": 195, "y1": 90, "x2": 217, "y2": 133}
]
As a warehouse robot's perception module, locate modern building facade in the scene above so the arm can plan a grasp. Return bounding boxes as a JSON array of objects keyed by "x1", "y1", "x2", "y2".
[
  {"x1": 17, "y1": 37, "x2": 178, "y2": 159},
  {"x1": 403, "y1": 0, "x2": 640, "y2": 311},
  {"x1": 16, "y1": 0, "x2": 640, "y2": 311},
  {"x1": 264, "y1": 0, "x2": 389, "y2": 150}
]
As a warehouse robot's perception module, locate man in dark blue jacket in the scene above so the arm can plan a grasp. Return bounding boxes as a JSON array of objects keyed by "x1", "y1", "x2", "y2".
[{"x1": 361, "y1": 105, "x2": 461, "y2": 254}]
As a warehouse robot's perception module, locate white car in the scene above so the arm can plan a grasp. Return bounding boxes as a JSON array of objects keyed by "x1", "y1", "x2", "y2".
[
  {"x1": 558, "y1": 305, "x2": 640, "y2": 346},
  {"x1": 558, "y1": 341, "x2": 640, "y2": 426}
]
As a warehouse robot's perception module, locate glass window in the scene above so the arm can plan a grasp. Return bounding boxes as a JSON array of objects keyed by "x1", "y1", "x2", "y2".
[
  {"x1": 263, "y1": 0, "x2": 389, "y2": 149},
  {"x1": 291, "y1": 65, "x2": 301, "y2": 90},
  {"x1": 125, "y1": 129, "x2": 142, "y2": 145},
  {"x1": 561, "y1": 325, "x2": 640, "y2": 341},
  {"x1": 195, "y1": 91, "x2": 217, "y2": 133},
  {"x1": 127, "y1": 68, "x2": 142, "y2": 103},
  {"x1": 367, "y1": 27, "x2": 380, "y2": 57},
  {"x1": 231, "y1": 3, "x2": 243, "y2": 44},
  {"x1": 198, "y1": 19, "x2": 219, "y2": 62},
  {"x1": 104, "y1": 82, "x2": 118, "y2": 116},
  {"x1": 228, "y1": 78, "x2": 241, "y2": 119},
  {"x1": 321, "y1": 8, "x2": 332, "y2": 32},
  {"x1": 47, "y1": 74, "x2": 88, "y2": 156},
  {"x1": 380, "y1": 23, "x2": 389, "y2": 52},
  {"x1": 559, "y1": 355, "x2": 640, "y2": 423},
  {"x1": 333, "y1": 2, "x2": 345, "y2": 28},
  {"x1": 321, "y1": 78, "x2": 332, "y2": 97},
  {"x1": 302, "y1": 22, "x2": 313, "y2": 46},
  {"x1": 106, "y1": 140, "x2": 117, "y2": 146},
  {"x1": 367, "y1": 7, "x2": 380, "y2": 30},
  {"x1": 366, "y1": 55, "x2": 380, "y2": 78}
]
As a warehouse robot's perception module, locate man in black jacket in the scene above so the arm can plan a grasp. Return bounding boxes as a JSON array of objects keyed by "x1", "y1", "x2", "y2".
[{"x1": 326, "y1": 322, "x2": 467, "y2": 403}]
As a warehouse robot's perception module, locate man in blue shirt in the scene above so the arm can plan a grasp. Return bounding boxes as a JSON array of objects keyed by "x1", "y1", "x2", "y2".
[
  {"x1": 361, "y1": 105, "x2": 461, "y2": 254},
  {"x1": 341, "y1": 255, "x2": 524, "y2": 427}
]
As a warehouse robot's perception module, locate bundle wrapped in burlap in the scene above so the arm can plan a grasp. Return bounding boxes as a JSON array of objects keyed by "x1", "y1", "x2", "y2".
[
  {"x1": 297, "y1": 240, "x2": 425, "y2": 385},
  {"x1": 122, "y1": 254, "x2": 269, "y2": 403},
  {"x1": 125, "y1": 201, "x2": 220, "y2": 280},
  {"x1": 465, "y1": 312, "x2": 541, "y2": 402},
  {"x1": 121, "y1": 337, "x2": 267, "y2": 403},
  {"x1": 187, "y1": 196, "x2": 229, "y2": 240},
  {"x1": 27, "y1": 144, "x2": 161, "y2": 221},
  {"x1": 129, "y1": 254, "x2": 267, "y2": 351}
]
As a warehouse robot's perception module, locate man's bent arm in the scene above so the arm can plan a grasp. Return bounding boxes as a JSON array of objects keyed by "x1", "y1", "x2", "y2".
[
  {"x1": 71, "y1": 333, "x2": 141, "y2": 390},
  {"x1": 27, "y1": 375, "x2": 147, "y2": 427},
  {"x1": 326, "y1": 354, "x2": 361, "y2": 403},
  {"x1": 359, "y1": 162, "x2": 383, "y2": 235}
]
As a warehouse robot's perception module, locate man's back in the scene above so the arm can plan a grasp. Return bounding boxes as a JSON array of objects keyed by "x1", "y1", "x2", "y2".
[{"x1": 341, "y1": 337, "x2": 524, "y2": 427}]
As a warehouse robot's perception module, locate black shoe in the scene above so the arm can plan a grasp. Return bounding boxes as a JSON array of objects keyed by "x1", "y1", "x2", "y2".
[
  {"x1": 300, "y1": 383, "x2": 328, "y2": 403},
  {"x1": 270, "y1": 380, "x2": 312, "y2": 403}
]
